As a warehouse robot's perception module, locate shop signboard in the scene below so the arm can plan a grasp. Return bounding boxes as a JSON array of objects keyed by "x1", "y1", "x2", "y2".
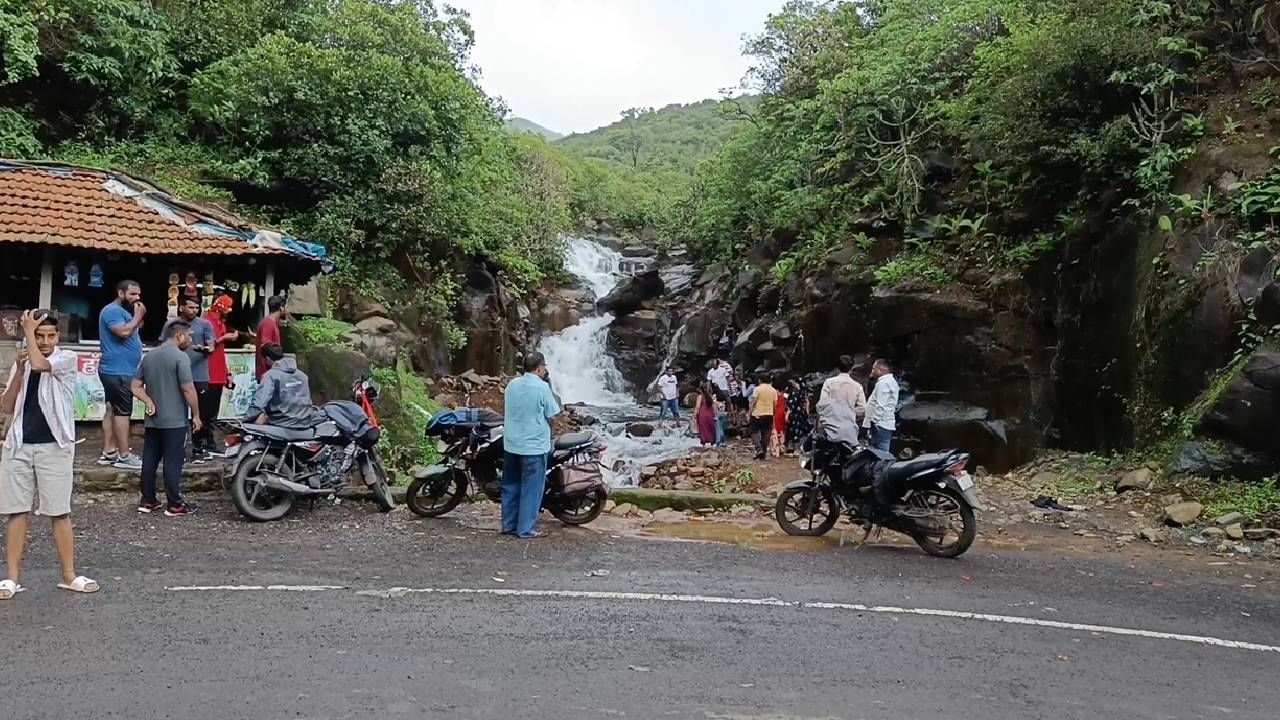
[{"x1": 70, "y1": 347, "x2": 259, "y2": 421}]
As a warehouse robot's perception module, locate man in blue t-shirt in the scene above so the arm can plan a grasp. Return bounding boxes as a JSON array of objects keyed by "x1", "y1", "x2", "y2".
[
  {"x1": 500, "y1": 352, "x2": 560, "y2": 539},
  {"x1": 97, "y1": 279, "x2": 145, "y2": 469}
]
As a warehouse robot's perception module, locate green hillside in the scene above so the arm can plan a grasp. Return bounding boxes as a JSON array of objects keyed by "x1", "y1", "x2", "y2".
[
  {"x1": 504, "y1": 116, "x2": 564, "y2": 141},
  {"x1": 556, "y1": 97, "x2": 757, "y2": 172}
]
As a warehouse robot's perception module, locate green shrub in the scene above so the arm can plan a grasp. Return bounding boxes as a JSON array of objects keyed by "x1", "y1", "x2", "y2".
[
  {"x1": 873, "y1": 254, "x2": 950, "y2": 287},
  {"x1": 370, "y1": 359, "x2": 442, "y2": 482},
  {"x1": 292, "y1": 317, "x2": 354, "y2": 347}
]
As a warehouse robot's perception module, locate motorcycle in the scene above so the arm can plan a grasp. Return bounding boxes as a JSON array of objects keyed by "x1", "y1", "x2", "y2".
[
  {"x1": 404, "y1": 412, "x2": 609, "y2": 526},
  {"x1": 221, "y1": 377, "x2": 396, "y2": 522},
  {"x1": 775, "y1": 436, "x2": 982, "y2": 558}
]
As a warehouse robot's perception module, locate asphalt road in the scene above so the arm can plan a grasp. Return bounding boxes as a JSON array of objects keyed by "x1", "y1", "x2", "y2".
[{"x1": 2, "y1": 494, "x2": 1279, "y2": 720}]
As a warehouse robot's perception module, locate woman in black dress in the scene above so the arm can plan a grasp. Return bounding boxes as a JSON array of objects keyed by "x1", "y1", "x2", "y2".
[{"x1": 785, "y1": 376, "x2": 812, "y2": 450}]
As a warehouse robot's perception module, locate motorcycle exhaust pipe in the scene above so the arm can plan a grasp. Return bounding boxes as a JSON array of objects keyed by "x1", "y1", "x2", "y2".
[{"x1": 261, "y1": 474, "x2": 329, "y2": 496}]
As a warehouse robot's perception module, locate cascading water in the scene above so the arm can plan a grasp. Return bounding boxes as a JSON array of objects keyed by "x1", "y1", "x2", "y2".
[{"x1": 539, "y1": 236, "x2": 700, "y2": 484}]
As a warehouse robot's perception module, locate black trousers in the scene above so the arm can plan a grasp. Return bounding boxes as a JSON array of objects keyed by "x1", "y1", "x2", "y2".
[
  {"x1": 141, "y1": 427, "x2": 187, "y2": 507},
  {"x1": 194, "y1": 382, "x2": 222, "y2": 451},
  {"x1": 750, "y1": 416, "x2": 773, "y2": 455}
]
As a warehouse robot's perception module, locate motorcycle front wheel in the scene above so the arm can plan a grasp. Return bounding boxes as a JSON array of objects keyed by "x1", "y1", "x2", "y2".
[
  {"x1": 775, "y1": 484, "x2": 839, "y2": 536},
  {"x1": 366, "y1": 452, "x2": 396, "y2": 512},
  {"x1": 231, "y1": 453, "x2": 295, "y2": 522},
  {"x1": 549, "y1": 487, "x2": 607, "y2": 526},
  {"x1": 907, "y1": 488, "x2": 977, "y2": 559},
  {"x1": 405, "y1": 469, "x2": 468, "y2": 518}
]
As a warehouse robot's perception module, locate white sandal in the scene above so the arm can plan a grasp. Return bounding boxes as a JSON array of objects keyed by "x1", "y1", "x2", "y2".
[
  {"x1": 0, "y1": 579, "x2": 24, "y2": 600},
  {"x1": 57, "y1": 576, "x2": 100, "y2": 594}
]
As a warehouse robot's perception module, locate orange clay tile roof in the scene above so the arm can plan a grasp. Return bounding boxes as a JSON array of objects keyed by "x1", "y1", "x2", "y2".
[{"x1": 0, "y1": 163, "x2": 292, "y2": 256}]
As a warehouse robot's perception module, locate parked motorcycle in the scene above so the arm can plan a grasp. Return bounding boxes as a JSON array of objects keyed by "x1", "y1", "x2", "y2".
[
  {"x1": 775, "y1": 436, "x2": 982, "y2": 558},
  {"x1": 221, "y1": 377, "x2": 395, "y2": 522},
  {"x1": 404, "y1": 411, "x2": 608, "y2": 526}
]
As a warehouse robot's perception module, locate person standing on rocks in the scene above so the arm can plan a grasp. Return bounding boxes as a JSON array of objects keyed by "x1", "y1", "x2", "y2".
[
  {"x1": 657, "y1": 366, "x2": 681, "y2": 421},
  {"x1": 863, "y1": 359, "x2": 899, "y2": 453},
  {"x1": 501, "y1": 351, "x2": 560, "y2": 539},
  {"x1": 748, "y1": 374, "x2": 779, "y2": 460},
  {"x1": 707, "y1": 357, "x2": 732, "y2": 404},
  {"x1": 97, "y1": 279, "x2": 145, "y2": 469},
  {"x1": 692, "y1": 384, "x2": 719, "y2": 446},
  {"x1": 1, "y1": 311, "x2": 100, "y2": 600},
  {"x1": 131, "y1": 321, "x2": 202, "y2": 516},
  {"x1": 817, "y1": 355, "x2": 866, "y2": 445}
]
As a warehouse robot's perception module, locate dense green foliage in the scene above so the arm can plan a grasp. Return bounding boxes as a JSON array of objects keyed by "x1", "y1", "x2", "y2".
[
  {"x1": 677, "y1": 0, "x2": 1274, "y2": 288},
  {"x1": 0, "y1": 0, "x2": 576, "y2": 345},
  {"x1": 557, "y1": 98, "x2": 756, "y2": 172}
]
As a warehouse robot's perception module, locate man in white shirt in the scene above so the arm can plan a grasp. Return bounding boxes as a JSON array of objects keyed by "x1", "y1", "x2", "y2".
[
  {"x1": 0, "y1": 310, "x2": 99, "y2": 600},
  {"x1": 657, "y1": 367, "x2": 680, "y2": 420},
  {"x1": 863, "y1": 359, "x2": 900, "y2": 453},
  {"x1": 706, "y1": 358, "x2": 731, "y2": 401},
  {"x1": 817, "y1": 355, "x2": 867, "y2": 445}
]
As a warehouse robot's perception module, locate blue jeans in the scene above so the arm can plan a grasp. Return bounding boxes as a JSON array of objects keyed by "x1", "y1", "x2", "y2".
[
  {"x1": 141, "y1": 427, "x2": 187, "y2": 508},
  {"x1": 869, "y1": 424, "x2": 894, "y2": 453},
  {"x1": 501, "y1": 452, "x2": 548, "y2": 537},
  {"x1": 714, "y1": 411, "x2": 726, "y2": 445},
  {"x1": 659, "y1": 398, "x2": 680, "y2": 420}
]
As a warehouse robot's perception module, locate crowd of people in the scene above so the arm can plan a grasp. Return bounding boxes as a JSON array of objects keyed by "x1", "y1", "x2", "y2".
[
  {"x1": 0, "y1": 280, "x2": 295, "y2": 599},
  {"x1": 659, "y1": 353, "x2": 900, "y2": 461}
]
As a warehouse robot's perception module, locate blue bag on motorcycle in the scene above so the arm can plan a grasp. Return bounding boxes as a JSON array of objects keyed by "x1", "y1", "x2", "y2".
[
  {"x1": 322, "y1": 400, "x2": 381, "y2": 449},
  {"x1": 425, "y1": 407, "x2": 504, "y2": 437}
]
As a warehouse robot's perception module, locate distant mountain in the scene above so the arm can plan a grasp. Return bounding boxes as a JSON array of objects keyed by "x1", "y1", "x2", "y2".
[
  {"x1": 554, "y1": 96, "x2": 758, "y2": 172},
  {"x1": 504, "y1": 117, "x2": 564, "y2": 141}
]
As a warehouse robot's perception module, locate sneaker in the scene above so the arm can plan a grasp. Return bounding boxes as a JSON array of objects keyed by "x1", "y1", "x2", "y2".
[
  {"x1": 113, "y1": 454, "x2": 143, "y2": 470},
  {"x1": 137, "y1": 499, "x2": 163, "y2": 514},
  {"x1": 96, "y1": 451, "x2": 119, "y2": 466},
  {"x1": 164, "y1": 503, "x2": 198, "y2": 517}
]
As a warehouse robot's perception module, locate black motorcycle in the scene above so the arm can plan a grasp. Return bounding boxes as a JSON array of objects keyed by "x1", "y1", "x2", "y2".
[
  {"x1": 404, "y1": 416, "x2": 608, "y2": 526},
  {"x1": 221, "y1": 378, "x2": 395, "y2": 522},
  {"x1": 775, "y1": 436, "x2": 982, "y2": 558}
]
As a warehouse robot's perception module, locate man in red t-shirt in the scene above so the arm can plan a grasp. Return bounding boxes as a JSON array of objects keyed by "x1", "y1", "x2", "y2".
[
  {"x1": 201, "y1": 295, "x2": 239, "y2": 457},
  {"x1": 255, "y1": 295, "x2": 287, "y2": 380}
]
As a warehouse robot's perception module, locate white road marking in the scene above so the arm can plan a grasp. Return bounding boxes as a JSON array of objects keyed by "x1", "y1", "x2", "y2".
[
  {"x1": 165, "y1": 584, "x2": 345, "y2": 592},
  {"x1": 167, "y1": 584, "x2": 1280, "y2": 654}
]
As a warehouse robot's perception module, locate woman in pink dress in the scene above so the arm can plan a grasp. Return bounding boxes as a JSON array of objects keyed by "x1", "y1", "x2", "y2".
[{"x1": 692, "y1": 384, "x2": 719, "y2": 446}]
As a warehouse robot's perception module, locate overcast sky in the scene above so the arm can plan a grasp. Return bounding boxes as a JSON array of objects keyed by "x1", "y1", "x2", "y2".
[{"x1": 446, "y1": 0, "x2": 785, "y2": 134}]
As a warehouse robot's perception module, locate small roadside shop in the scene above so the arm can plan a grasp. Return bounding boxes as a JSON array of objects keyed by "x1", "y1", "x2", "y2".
[{"x1": 0, "y1": 160, "x2": 330, "y2": 421}]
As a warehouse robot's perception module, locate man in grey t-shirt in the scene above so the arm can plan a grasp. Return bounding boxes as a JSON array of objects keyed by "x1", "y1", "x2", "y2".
[
  {"x1": 161, "y1": 298, "x2": 216, "y2": 458},
  {"x1": 130, "y1": 321, "x2": 202, "y2": 516}
]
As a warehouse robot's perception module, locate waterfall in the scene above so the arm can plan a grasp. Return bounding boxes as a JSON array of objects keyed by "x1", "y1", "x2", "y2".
[
  {"x1": 539, "y1": 237, "x2": 632, "y2": 406},
  {"x1": 539, "y1": 236, "x2": 701, "y2": 485}
]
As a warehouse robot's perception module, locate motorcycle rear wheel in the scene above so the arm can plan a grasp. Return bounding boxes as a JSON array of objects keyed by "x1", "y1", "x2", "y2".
[
  {"x1": 405, "y1": 470, "x2": 468, "y2": 518},
  {"x1": 549, "y1": 487, "x2": 607, "y2": 526},
  {"x1": 231, "y1": 453, "x2": 295, "y2": 522},
  {"x1": 775, "y1": 485, "x2": 839, "y2": 536},
  {"x1": 907, "y1": 488, "x2": 976, "y2": 559}
]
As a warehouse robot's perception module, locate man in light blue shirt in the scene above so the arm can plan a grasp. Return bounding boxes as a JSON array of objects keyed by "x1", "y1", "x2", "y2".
[
  {"x1": 501, "y1": 351, "x2": 560, "y2": 538},
  {"x1": 863, "y1": 359, "x2": 900, "y2": 453}
]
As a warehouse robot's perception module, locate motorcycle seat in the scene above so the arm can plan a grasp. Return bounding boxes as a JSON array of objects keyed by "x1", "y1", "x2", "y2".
[
  {"x1": 244, "y1": 421, "x2": 342, "y2": 442},
  {"x1": 883, "y1": 452, "x2": 954, "y2": 483},
  {"x1": 554, "y1": 432, "x2": 594, "y2": 450}
]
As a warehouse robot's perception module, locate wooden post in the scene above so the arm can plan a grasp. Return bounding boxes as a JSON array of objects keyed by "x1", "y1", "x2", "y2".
[{"x1": 38, "y1": 247, "x2": 53, "y2": 309}]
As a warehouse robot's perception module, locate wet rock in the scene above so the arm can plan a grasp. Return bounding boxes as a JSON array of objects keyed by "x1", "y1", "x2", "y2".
[
  {"x1": 651, "y1": 508, "x2": 688, "y2": 523},
  {"x1": 1162, "y1": 501, "x2": 1204, "y2": 526},
  {"x1": 627, "y1": 423, "x2": 655, "y2": 438},
  {"x1": 610, "y1": 502, "x2": 636, "y2": 517},
  {"x1": 1212, "y1": 512, "x2": 1247, "y2": 526},
  {"x1": 1245, "y1": 528, "x2": 1278, "y2": 541},
  {"x1": 1223, "y1": 523, "x2": 1246, "y2": 541},
  {"x1": 673, "y1": 478, "x2": 694, "y2": 491},
  {"x1": 1139, "y1": 527, "x2": 1169, "y2": 544},
  {"x1": 640, "y1": 466, "x2": 658, "y2": 479},
  {"x1": 1169, "y1": 440, "x2": 1276, "y2": 481},
  {"x1": 295, "y1": 345, "x2": 372, "y2": 405},
  {"x1": 1201, "y1": 527, "x2": 1226, "y2": 538},
  {"x1": 597, "y1": 269, "x2": 663, "y2": 316},
  {"x1": 1115, "y1": 468, "x2": 1154, "y2": 493}
]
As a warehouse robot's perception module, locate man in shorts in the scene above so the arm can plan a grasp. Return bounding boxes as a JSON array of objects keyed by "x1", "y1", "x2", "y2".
[
  {"x1": 1, "y1": 310, "x2": 100, "y2": 599},
  {"x1": 98, "y1": 279, "x2": 145, "y2": 469}
]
